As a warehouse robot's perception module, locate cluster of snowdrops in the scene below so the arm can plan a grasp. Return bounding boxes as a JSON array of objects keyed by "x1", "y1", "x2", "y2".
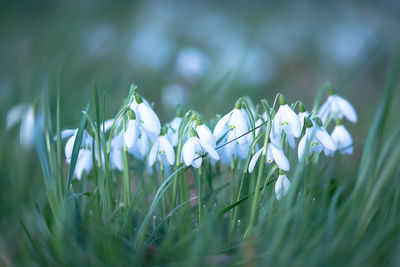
[{"x1": 7, "y1": 85, "x2": 356, "y2": 201}]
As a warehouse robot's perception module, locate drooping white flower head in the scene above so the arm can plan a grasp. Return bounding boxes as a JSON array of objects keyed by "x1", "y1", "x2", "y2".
[
  {"x1": 298, "y1": 117, "x2": 336, "y2": 160},
  {"x1": 62, "y1": 129, "x2": 93, "y2": 161},
  {"x1": 275, "y1": 174, "x2": 291, "y2": 201},
  {"x1": 248, "y1": 142, "x2": 290, "y2": 173},
  {"x1": 6, "y1": 104, "x2": 38, "y2": 148},
  {"x1": 272, "y1": 95, "x2": 302, "y2": 148},
  {"x1": 181, "y1": 130, "x2": 220, "y2": 168},
  {"x1": 148, "y1": 129, "x2": 175, "y2": 166},
  {"x1": 214, "y1": 100, "x2": 252, "y2": 161},
  {"x1": 166, "y1": 116, "x2": 183, "y2": 147},
  {"x1": 331, "y1": 123, "x2": 353, "y2": 155},
  {"x1": 74, "y1": 149, "x2": 93, "y2": 180},
  {"x1": 318, "y1": 88, "x2": 357, "y2": 123},
  {"x1": 130, "y1": 94, "x2": 161, "y2": 135}
]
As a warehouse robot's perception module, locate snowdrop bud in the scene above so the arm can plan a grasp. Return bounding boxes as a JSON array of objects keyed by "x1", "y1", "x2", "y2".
[
  {"x1": 128, "y1": 110, "x2": 136, "y2": 120},
  {"x1": 234, "y1": 99, "x2": 242, "y2": 110},
  {"x1": 304, "y1": 117, "x2": 313, "y2": 128},
  {"x1": 135, "y1": 94, "x2": 143, "y2": 104},
  {"x1": 328, "y1": 85, "x2": 335, "y2": 96},
  {"x1": 279, "y1": 94, "x2": 287, "y2": 105},
  {"x1": 298, "y1": 102, "x2": 306, "y2": 113},
  {"x1": 314, "y1": 117, "x2": 323, "y2": 127}
]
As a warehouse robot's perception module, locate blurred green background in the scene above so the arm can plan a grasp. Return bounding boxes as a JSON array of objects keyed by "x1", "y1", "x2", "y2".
[{"x1": 1, "y1": 0, "x2": 400, "y2": 264}]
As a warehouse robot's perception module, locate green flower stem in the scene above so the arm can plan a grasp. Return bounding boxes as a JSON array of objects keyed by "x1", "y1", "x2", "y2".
[{"x1": 198, "y1": 165, "x2": 203, "y2": 226}]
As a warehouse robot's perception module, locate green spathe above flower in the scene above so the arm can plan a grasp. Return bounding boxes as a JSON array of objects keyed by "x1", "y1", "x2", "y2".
[
  {"x1": 130, "y1": 93, "x2": 161, "y2": 135},
  {"x1": 318, "y1": 89, "x2": 357, "y2": 123}
]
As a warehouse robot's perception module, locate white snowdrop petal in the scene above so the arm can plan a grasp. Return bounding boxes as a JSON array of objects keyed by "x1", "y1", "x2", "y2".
[
  {"x1": 337, "y1": 96, "x2": 357, "y2": 123},
  {"x1": 272, "y1": 109, "x2": 282, "y2": 136},
  {"x1": 138, "y1": 104, "x2": 161, "y2": 135},
  {"x1": 213, "y1": 112, "x2": 231, "y2": 139},
  {"x1": 160, "y1": 136, "x2": 175, "y2": 165},
  {"x1": 6, "y1": 104, "x2": 28, "y2": 130},
  {"x1": 317, "y1": 99, "x2": 331, "y2": 123},
  {"x1": 148, "y1": 139, "x2": 159, "y2": 166},
  {"x1": 248, "y1": 147, "x2": 263, "y2": 173},
  {"x1": 197, "y1": 124, "x2": 216, "y2": 147},
  {"x1": 74, "y1": 149, "x2": 93, "y2": 180},
  {"x1": 192, "y1": 157, "x2": 203, "y2": 168},
  {"x1": 20, "y1": 107, "x2": 35, "y2": 147},
  {"x1": 124, "y1": 122, "x2": 139, "y2": 148},
  {"x1": 283, "y1": 105, "x2": 301, "y2": 138},
  {"x1": 61, "y1": 129, "x2": 76, "y2": 139},
  {"x1": 182, "y1": 138, "x2": 196, "y2": 166},
  {"x1": 275, "y1": 175, "x2": 291, "y2": 201},
  {"x1": 111, "y1": 149, "x2": 123, "y2": 171},
  {"x1": 316, "y1": 129, "x2": 336, "y2": 151},
  {"x1": 298, "y1": 136, "x2": 307, "y2": 160},
  {"x1": 199, "y1": 139, "x2": 219, "y2": 161},
  {"x1": 270, "y1": 143, "x2": 290, "y2": 171},
  {"x1": 65, "y1": 133, "x2": 77, "y2": 159}
]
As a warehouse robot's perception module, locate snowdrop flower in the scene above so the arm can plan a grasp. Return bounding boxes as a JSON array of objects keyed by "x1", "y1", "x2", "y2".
[
  {"x1": 130, "y1": 94, "x2": 161, "y2": 135},
  {"x1": 124, "y1": 110, "x2": 140, "y2": 149},
  {"x1": 74, "y1": 149, "x2": 93, "y2": 180},
  {"x1": 6, "y1": 104, "x2": 37, "y2": 148},
  {"x1": 275, "y1": 173, "x2": 291, "y2": 201},
  {"x1": 166, "y1": 113, "x2": 183, "y2": 147},
  {"x1": 330, "y1": 121, "x2": 353, "y2": 155},
  {"x1": 298, "y1": 117, "x2": 336, "y2": 160},
  {"x1": 61, "y1": 129, "x2": 93, "y2": 161},
  {"x1": 181, "y1": 130, "x2": 220, "y2": 168},
  {"x1": 214, "y1": 100, "x2": 252, "y2": 161},
  {"x1": 148, "y1": 129, "x2": 175, "y2": 166},
  {"x1": 272, "y1": 95, "x2": 301, "y2": 148},
  {"x1": 248, "y1": 142, "x2": 290, "y2": 173},
  {"x1": 318, "y1": 88, "x2": 357, "y2": 123}
]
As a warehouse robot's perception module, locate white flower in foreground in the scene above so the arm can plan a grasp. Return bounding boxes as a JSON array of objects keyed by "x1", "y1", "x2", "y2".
[
  {"x1": 298, "y1": 118, "x2": 336, "y2": 160},
  {"x1": 62, "y1": 129, "x2": 93, "y2": 161},
  {"x1": 130, "y1": 94, "x2": 161, "y2": 135},
  {"x1": 272, "y1": 95, "x2": 301, "y2": 148},
  {"x1": 248, "y1": 142, "x2": 290, "y2": 173},
  {"x1": 318, "y1": 89, "x2": 357, "y2": 123},
  {"x1": 166, "y1": 116, "x2": 183, "y2": 147},
  {"x1": 331, "y1": 124, "x2": 353, "y2": 155},
  {"x1": 6, "y1": 104, "x2": 36, "y2": 148},
  {"x1": 74, "y1": 149, "x2": 93, "y2": 180},
  {"x1": 275, "y1": 174, "x2": 291, "y2": 200},
  {"x1": 148, "y1": 132, "x2": 175, "y2": 166},
  {"x1": 182, "y1": 137, "x2": 219, "y2": 168}
]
